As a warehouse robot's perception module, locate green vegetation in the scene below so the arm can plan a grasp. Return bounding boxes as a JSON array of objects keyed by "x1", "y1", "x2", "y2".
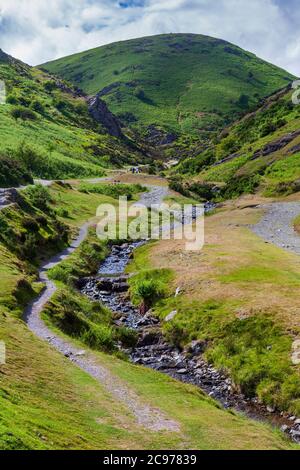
[
  {"x1": 42, "y1": 34, "x2": 293, "y2": 155},
  {"x1": 129, "y1": 268, "x2": 172, "y2": 311},
  {"x1": 48, "y1": 228, "x2": 108, "y2": 285},
  {"x1": 0, "y1": 152, "x2": 33, "y2": 187},
  {"x1": 79, "y1": 182, "x2": 146, "y2": 200},
  {"x1": 294, "y1": 215, "x2": 300, "y2": 235},
  {"x1": 127, "y1": 241, "x2": 300, "y2": 416},
  {"x1": 0, "y1": 50, "x2": 145, "y2": 186},
  {"x1": 0, "y1": 185, "x2": 69, "y2": 262},
  {"x1": 1, "y1": 306, "x2": 293, "y2": 449},
  {"x1": 164, "y1": 300, "x2": 300, "y2": 414},
  {"x1": 43, "y1": 288, "x2": 115, "y2": 352},
  {"x1": 0, "y1": 182, "x2": 296, "y2": 449},
  {"x1": 173, "y1": 87, "x2": 300, "y2": 199}
]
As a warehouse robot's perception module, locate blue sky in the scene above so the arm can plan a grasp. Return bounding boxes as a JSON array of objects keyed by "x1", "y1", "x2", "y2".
[{"x1": 0, "y1": 0, "x2": 299, "y2": 75}]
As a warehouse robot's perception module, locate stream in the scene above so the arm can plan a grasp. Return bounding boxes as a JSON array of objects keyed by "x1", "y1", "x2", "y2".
[{"x1": 80, "y1": 241, "x2": 300, "y2": 443}]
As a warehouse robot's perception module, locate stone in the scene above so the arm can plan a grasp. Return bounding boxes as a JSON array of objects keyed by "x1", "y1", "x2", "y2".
[
  {"x1": 281, "y1": 425, "x2": 289, "y2": 433},
  {"x1": 267, "y1": 406, "x2": 275, "y2": 413},
  {"x1": 185, "y1": 340, "x2": 206, "y2": 356},
  {"x1": 137, "y1": 329, "x2": 162, "y2": 347},
  {"x1": 164, "y1": 310, "x2": 177, "y2": 322},
  {"x1": 292, "y1": 339, "x2": 300, "y2": 365},
  {"x1": 74, "y1": 350, "x2": 86, "y2": 357},
  {"x1": 177, "y1": 369, "x2": 188, "y2": 374},
  {"x1": 175, "y1": 287, "x2": 181, "y2": 298},
  {"x1": 88, "y1": 95, "x2": 123, "y2": 138}
]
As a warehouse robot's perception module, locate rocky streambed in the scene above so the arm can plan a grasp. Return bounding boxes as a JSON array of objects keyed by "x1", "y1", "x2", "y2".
[{"x1": 80, "y1": 241, "x2": 300, "y2": 443}]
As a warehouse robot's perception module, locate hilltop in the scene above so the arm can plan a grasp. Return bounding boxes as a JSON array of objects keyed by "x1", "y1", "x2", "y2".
[{"x1": 42, "y1": 34, "x2": 294, "y2": 156}]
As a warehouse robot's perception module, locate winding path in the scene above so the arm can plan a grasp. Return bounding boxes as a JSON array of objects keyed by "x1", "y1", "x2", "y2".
[
  {"x1": 23, "y1": 185, "x2": 180, "y2": 434},
  {"x1": 252, "y1": 201, "x2": 300, "y2": 254}
]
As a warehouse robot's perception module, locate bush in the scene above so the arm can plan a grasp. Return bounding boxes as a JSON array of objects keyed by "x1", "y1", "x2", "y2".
[
  {"x1": 43, "y1": 289, "x2": 115, "y2": 352},
  {"x1": 0, "y1": 153, "x2": 33, "y2": 187},
  {"x1": 43, "y1": 81, "x2": 57, "y2": 92},
  {"x1": 23, "y1": 184, "x2": 53, "y2": 212},
  {"x1": 220, "y1": 174, "x2": 261, "y2": 199},
  {"x1": 79, "y1": 182, "x2": 145, "y2": 200},
  {"x1": 130, "y1": 269, "x2": 172, "y2": 312},
  {"x1": 30, "y1": 100, "x2": 45, "y2": 114},
  {"x1": 188, "y1": 182, "x2": 215, "y2": 201},
  {"x1": 54, "y1": 99, "x2": 67, "y2": 111},
  {"x1": 55, "y1": 207, "x2": 70, "y2": 218},
  {"x1": 10, "y1": 106, "x2": 37, "y2": 121}
]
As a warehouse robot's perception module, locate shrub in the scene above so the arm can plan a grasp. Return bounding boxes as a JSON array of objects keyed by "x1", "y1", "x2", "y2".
[
  {"x1": 54, "y1": 99, "x2": 67, "y2": 111},
  {"x1": 237, "y1": 94, "x2": 250, "y2": 109},
  {"x1": 79, "y1": 182, "x2": 145, "y2": 200},
  {"x1": 130, "y1": 269, "x2": 172, "y2": 312},
  {"x1": 43, "y1": 81, "x2": 57, "y2": 92},
  {"x1": 220, "y1": 174, "x2": 261, "y2": 199},
  {"x1": 55, "y1": 207, "x2": 70, "y2": 218},
  {"x1": 23, "y1": 184, "x2": 53, "y2": 212},
  {"x1": 10, "y1": 106, "x2": 37, "y2": 121},
  {"x1": 0, "y1": 153, "x2": 33, "y2": 187},
  {"x1": 43, "y1": 289, "x2": 115, "y2": 352},
  {"x1": 30, "y1": 100, "x2": 45, "y2": 114}
]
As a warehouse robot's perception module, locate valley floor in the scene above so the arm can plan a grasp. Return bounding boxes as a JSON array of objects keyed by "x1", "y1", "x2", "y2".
[{"x1": 0, "y1": 177, "x2": 298, "y2": 450}]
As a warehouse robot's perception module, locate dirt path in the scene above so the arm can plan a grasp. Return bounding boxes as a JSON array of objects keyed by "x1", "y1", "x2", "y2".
[
  {"x1": 23, "y1": 186, "x2": 180, "y2": 433},
  {"x1": 252, "y1": 202, "x2": 300, "y2": 255}
]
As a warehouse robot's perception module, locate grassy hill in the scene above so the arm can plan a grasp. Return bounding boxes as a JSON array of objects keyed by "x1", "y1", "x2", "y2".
[
  {"x1": 171, "y1": 85, "x2": 300, "y2": 199},
  {"x1": 0, "y1": 49, "x2": 145, "y2": 185},
  {"x1": 42, "y1": 34, "x2": 294, "y2": 156}
]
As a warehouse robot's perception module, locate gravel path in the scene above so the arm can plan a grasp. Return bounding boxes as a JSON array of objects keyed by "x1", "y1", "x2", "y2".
[
  {"x1": 252, "y1": 202, "x2": 300, "y2": 254},
  {"x1": 23, "y1": 185, "x2": 180, "y2": 433}
]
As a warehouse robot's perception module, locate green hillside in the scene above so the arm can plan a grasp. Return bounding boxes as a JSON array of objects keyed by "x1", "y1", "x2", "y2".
[
  {"x1": 42, "y1": 34, "x2": 294, "y2": 154},
  {"x1": 0, "y1": 50, "x2": 144, "y2": 185},
  {"x1": 172, "y1": 85, "x2": 300, "y2": 199}
]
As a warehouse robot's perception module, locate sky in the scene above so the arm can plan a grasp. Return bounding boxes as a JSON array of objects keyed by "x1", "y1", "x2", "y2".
[{"x1": 0, "y1": 0, "x2": 299, "y2": 75}]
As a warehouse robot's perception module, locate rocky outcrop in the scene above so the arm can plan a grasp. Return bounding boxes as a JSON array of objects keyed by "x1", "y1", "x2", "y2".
[
  {"x1": 251, "y1": 130, "x2": 300, "y2": 160},
  {"x1": 0, "y1": 188, "x2": 24, "y2": 209},
  {"x1": 146, "y1": 125, "x2": 177, "y2": 146},
  {"x1": 0, "y1": 48, "x2": 10, "y2": 63},
  {"x1": 88, "y1": 94, "x2": 123, "y2": 138}
]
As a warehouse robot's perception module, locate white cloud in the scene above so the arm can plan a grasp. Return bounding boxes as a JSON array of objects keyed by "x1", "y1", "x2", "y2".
[{"x1": 0, "y1": 0, "x2": 299, "y2": 75}]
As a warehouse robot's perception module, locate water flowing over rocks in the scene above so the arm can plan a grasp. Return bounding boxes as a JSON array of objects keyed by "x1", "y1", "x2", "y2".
[{"x1": 80, "y1": 239, "x2": 300, "y2": 442}]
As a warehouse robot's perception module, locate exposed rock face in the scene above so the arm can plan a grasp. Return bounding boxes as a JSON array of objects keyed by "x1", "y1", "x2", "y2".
[
  {"x1": 54, "y1": 79, "x2": 84, "y2": 98},
  {"x1": 251, "y1": 130, "x2": 300, "y2": 160},
  {"x1": 0, "y1": 189, "x2": 24, "y2": 208},
  {"x1": 88, "y1": 94, "x2": 123, "y2": 138},
  {"x1": 146, "y1": 125, "x2": 177, "y2": 146},
  {"x1": 0, "y1": 48, "x2": 9, "y2": 63}
]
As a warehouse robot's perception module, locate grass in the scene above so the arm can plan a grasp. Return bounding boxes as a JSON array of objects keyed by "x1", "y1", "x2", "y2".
[
  {"x1": 42, "y1": 33, "x2": 293, "y2": 154},
  {"x1": 78, "y1": 182, "x2": 146, "y2": 201},
  {"x1": 173, "y1": 88, "x2": 300, "y2": 199},
  {"x1": 0, "y1": 183, "x2": 296, "y2": 449},
  {"x1": 1, "y1": 307, "x2": 294, "y2": 449},
  {"x1": 48, "y1": 181, "x2": 118, "y2": 227},
  {"x1": 126, "y1": 202, "x2": 300, "y2": 415},
  {"x1": 129, "y1": 268, "x2": 173, "y2": 311},
  {"x1": 0, "y1": 52, "x2": 144, "y2": 185}
]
